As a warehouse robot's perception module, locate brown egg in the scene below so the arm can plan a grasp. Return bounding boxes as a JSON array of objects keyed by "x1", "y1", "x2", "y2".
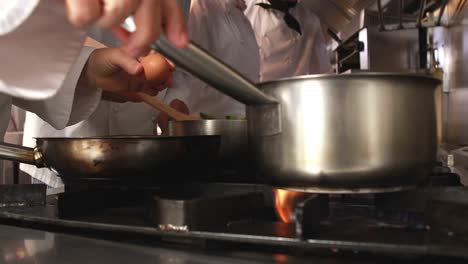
[{"x1": 140, "y1": 53, "x2": 171, "y2": 85}]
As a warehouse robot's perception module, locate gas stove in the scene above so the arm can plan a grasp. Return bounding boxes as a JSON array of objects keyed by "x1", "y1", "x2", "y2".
[{"x1": 0, "y1": 168, "x2": 467, "y2": 263}]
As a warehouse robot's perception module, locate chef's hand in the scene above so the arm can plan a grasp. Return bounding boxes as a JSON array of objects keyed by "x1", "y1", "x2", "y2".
[
  {"x1": 65, "y1": 0, "x2": 188, "y2": 58},
  {"x1": 80, "y1": 47, "x2": 172, "y2": 102},
  {"x1": 157, "y1": 99, "x2": 189, "y2": 133}
]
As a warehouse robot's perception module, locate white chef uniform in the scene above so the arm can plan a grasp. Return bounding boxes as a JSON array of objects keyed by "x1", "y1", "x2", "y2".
[
  {"x1": 0, "y1": 1, "x2": 102, "y2": 167},
  {"x1": 163, "y1": 0, "x2": 260, "y2": 119},
  {"x1": 244, "y1": 0, "x2": 331, "y2": 81}
]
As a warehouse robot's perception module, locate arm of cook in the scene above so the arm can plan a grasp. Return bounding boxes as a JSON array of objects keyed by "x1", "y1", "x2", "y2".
[
  {"x1": 1, "y1": 1, "x2": 98, "y2": 130},
  {"x1": 0, "y1": 1, "x2": 87, "y2": 101},
  {"x1": 13, "y1": 46, "x2": 103, "y2": 130}
]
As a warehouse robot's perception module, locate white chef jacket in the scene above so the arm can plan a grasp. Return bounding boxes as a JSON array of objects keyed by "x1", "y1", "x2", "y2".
[
  {"x1": 164, "y1": 0, "x2": 260, "y2": 119},
  {"x1": 20, "y1": 27, "x2": 164, "y2": 189},
  {"x1": 0, "y1": 1, "x2": 101, "y2": 137},
  {"x1": 1, "y1": 1, "x2": 92, "y2": 100},
  {"x1": 244, "y1": 0, "x2": 331, "y2": 81}
]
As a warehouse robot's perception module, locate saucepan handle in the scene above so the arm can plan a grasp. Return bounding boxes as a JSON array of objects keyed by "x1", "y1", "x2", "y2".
[
  {"x1": 121, "y1": 17, "x2": 277, "y2": 106},
  {"x1": 0, "y1": 142, "x2": 44, "y2": 167}
]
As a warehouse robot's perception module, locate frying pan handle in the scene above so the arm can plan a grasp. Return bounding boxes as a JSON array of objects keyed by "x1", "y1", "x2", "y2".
[
  {"x1": 0, "y1": 142, "x2": 44, "y2": 167},
  {"x1": 121, "y1": 17, "x2": 277, "y2": 105}
]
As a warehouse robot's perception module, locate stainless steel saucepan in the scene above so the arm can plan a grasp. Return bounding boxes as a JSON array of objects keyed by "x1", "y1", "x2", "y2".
[
  {"x1": 0, "y1": 136, "x2": 220, "y2": 184},
  {"x1": 167, "y1": 120, "x2": 248, "y2": 174},
  {"x1": 147, "y1": 34, "x2": 440, "y2": 193}
]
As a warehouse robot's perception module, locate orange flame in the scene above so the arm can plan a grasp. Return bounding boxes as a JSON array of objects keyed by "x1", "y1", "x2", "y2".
[
  {"x1": 273, "y1": 254, "x2": 289, "y2": 263},
  {"x1": 274, "y1": 189, "x2": 310, "y2": 223}
]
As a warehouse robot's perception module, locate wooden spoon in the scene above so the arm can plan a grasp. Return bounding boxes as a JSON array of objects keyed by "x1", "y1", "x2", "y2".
[{"x1": 137, "y1": 92, "x2": 200, "y2": 121}]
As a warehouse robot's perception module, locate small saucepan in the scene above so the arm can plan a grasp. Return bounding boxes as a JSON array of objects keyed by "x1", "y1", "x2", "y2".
[
  {"x1": 167, "y1": 119, "x2": 249, "y2": 175},
  {"x1": 137, "y1": 91, "x2": 250, "y2": 175}
]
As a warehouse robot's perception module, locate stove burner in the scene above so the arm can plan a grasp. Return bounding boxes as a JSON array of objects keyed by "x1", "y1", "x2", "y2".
[
  {"x1": 54, "y1": 183, "x2": 276, "y2": 230},
  {"x1": 294, "y1": 194, "x2": 329, "y2": 238},
  {"x1": 0, "y1": 184, "x2": 45, "y2": 208},
  {"x1": 425, "y1": 187, "x2": 468, "y2": 236},
  {"x1": 56, "y1": 189, "x2": 147, "y2": 218},
  {"x1": 149, "y1": 193, "x2": 265, "y2": 231}
]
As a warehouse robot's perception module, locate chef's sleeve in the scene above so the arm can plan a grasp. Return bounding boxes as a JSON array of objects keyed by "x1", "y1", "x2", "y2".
[
  {"x1": 0, "y1": 1, "x2": 87, "y2": 100},
  {"x1": 13, "y1": 47, "x2": 102, "y2": 130}
]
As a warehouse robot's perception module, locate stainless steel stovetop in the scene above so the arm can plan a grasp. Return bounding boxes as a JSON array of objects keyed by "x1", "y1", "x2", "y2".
[{"x1": 0, "y1": 168, "x2": 466, "y2": 263}]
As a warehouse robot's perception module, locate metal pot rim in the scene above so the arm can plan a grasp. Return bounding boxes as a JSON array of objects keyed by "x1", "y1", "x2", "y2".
[
  {"x1": 257, "y1": 72, "x2": 441, "y2": 88},
  {"x1": 168, "y1": 120, "x2": 247, "y2": 124},
  {"x1": 34, "y1": 135, "x2": 219, "y2": 140}
]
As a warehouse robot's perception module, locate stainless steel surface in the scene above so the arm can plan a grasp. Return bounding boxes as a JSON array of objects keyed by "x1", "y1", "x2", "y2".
[
  {"x1": 0, "y1": 136, "x2": 220, "y2": 183},
  {"x1": 448, "y1": 146, "x2": 468, "y2": 185},
  {"x1": 0, "y1": 224, "x2": 323, "y2": 264},
  {"x1": 333, "y1": 0, "x2": 465, "y2": 50},
  {"x1": 0, "y1": 143, "x2": 39, "y2": 166},
  {"x1": 149, "y1": 192, "x2": 264, "y2": 231},
  {"x1": 302, "y1": 0, "x2": 376, "y2": 34},
  {"x1": 3, "y1": 185, "x2": 468, "y2": 260},
  {"x1": 359, "y1": 27, "x2": 420, "y2": 72},
  {"x1": 333, "y1": 3, "x2": 412, "y2": 48},
  {"x1": 0, "y1": 223, "x2": 417, "y2": 264},
  {"x1": 336, "y1": 11, "x2": 421, "y2": 73},
  {"x1": 433, "y1": 1, "x2": 468, "y2": 144},
  {"x1": 247, "y1": 73, "x2": 439, "y2": 192},
  {"x1": 168, "y1": 120, "x2": 248, "y2": 170},
  {"x1": 333, "y1": 1, "x2": 462, "y2": 72},
  {"x1": 334, "y1": 4, "x2": 425, "y2": 73},
  {"x1": 2, "y1": 131, "x2": 31, "y2": 185}
]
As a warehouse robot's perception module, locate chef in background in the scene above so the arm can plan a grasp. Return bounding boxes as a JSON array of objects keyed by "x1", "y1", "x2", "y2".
[
  {"x1": 244, "y1": 0, "x2": 331, "y2": 81},
  {"x1": 158, "y1": 0, "x2": 260, "y2": 131}
]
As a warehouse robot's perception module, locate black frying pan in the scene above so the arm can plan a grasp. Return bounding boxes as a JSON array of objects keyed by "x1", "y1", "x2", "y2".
[{"x1": 0, "y1": 136, "x2": 220, "y2": 184}]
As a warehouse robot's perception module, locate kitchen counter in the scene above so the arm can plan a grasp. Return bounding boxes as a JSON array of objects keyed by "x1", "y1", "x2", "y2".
[
  {"x1": 0, "y1": 184, "x2": 466, "y2": 263},
  {"x1": 0, "y1": 223, "x2": 375, "y2": 264}
]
